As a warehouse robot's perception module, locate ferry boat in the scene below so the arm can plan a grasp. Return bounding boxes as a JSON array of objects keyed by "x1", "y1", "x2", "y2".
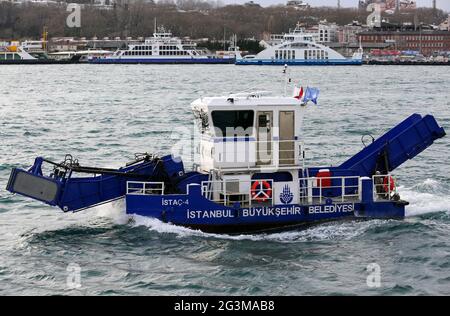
[
  {"x1": 6, "y1": 85, "x2": 445, "y2": 234},
  {"x1": 0, "y1": 41, "x2": 80, "y2": 64},
  {"x1": 236, "y1": 24, "x2": 363, "y2": 66},
  {"x1": 89, "y1": 28, "x2": 234, "y2": 64},
  {"x1": 0, "y1": 41, "x2": 43, "y2": 62}
]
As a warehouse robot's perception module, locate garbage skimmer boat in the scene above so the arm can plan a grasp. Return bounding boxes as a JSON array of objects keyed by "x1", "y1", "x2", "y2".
[{"x1": 6, "y1": 90, "x2": 446, "y2": 234}]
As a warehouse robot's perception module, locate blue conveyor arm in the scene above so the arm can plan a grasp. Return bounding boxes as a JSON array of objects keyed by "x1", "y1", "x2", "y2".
[
  {"x1": 6, "y1": 155, "x2": 164, "y2": 212},
  {"x1": 339, "y1": 114, "x2": 446, "y2": 177}
]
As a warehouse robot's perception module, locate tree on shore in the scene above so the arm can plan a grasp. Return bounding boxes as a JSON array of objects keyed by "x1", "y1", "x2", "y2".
[{"x1": 0, "y1": 2, "x2": 446, "y2": 40}]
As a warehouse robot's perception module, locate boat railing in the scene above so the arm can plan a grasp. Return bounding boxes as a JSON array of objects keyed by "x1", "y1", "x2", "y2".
[
  {"x1": 214, "y1": 139, "x2": 300, "y2": 168},
  {"x1": 372, "y1": 174, "x2": 398, "y2": 202},
  {"x1": 201, "y1": 179, "x2": 274, "y2": 207},
  {"x1": 127, "y1": 181, "x2": 165, "y2": 196},
  {"x1": 299, "y1": 176, "x2": 360, "y2": 204},
  {"x1": 255, "y1": 139, "x2": 297, "y2": 166}
]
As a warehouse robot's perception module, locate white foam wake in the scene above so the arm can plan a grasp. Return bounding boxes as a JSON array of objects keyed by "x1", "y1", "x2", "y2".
[
  {"x1": 399, "y1": 181, "x2": 450, "y2": 217},
  {"x1": 129, "y1": 214, "x2": 387, "y2": 242},
  {"x1": 91, "y1": 199, "x2": 129, "y2": 225}
]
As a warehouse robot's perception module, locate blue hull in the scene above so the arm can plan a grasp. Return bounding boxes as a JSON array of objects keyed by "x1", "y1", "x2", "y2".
[
  {"x1": 90, "y1": 58, "x2": 235, "y2": 64},
  {"x1": 236, "y1": 59, "x2": 362, "y2": 66},
  {"x1": 126, "y1": 185, "x2": 406, "y2": 234}
]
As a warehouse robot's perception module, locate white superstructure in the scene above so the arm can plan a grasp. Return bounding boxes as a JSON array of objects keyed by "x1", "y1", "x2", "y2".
[
  {"x1": 0, "y1": 41, "x2": 39, "y2": 61},
  {"x1": 236, "y1": 24, "x2": 363, "y2": 65},
  {"x1": 92, "y1": 27, "x2": 233, "y2": 63}
]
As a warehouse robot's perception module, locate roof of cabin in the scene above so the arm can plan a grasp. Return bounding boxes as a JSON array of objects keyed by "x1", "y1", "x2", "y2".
[{"x1": 191, "y1": 92, "x2": 301, "y2": 109}]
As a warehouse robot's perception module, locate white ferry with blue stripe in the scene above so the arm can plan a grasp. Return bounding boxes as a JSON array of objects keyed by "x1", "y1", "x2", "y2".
[
  {"x1": 90, "y1": 27, "x2": 234, "y2": 65},
  {"x1": 236, "y1": 24, "x2": 363, "y2": 66},
  {"x1": 6, "y1": 83, "x2": 446, "y2": 234}
]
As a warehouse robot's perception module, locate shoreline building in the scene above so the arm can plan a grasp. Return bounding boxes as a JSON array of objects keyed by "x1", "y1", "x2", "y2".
[
  {"x1": 319, "y1": 21, "x2": 339, "y2": 43},
  {"x1": 359, "y1": 0, "x2": 416, "y2": 12},
  {"x1": 339, "y1": 22, "x2": 368, "y2": 44},
  {"x1": 286, "y1": 0, "x2": 310, "y2": 10},
  {"x1": 359, "y1": 24, "x2": 450, "y2": 56}
]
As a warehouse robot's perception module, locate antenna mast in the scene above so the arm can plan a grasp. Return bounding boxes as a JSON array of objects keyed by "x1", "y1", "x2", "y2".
[
  {"x1": 283, "y1": 64, "x2": 291, "y2": 96},
  {"x1": 42, "y1": 26, "x2": 48, "y2": 52}
]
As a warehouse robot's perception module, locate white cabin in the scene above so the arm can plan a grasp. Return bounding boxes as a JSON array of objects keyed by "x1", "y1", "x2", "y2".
[{"x1": 191, "y1": 91, "x2": 307, "y2": 206}]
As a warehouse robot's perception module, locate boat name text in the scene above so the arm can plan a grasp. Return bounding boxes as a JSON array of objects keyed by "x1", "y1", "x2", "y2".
[
  {"x1": 308, "y1": 203, "x2": 354, "y2": 214},
  {"x1": 162, "y1": 198, "x2": 189, "y2": 206},
  {"x1": 186, "y1": 206, "x2": 302, "y2": 219}
]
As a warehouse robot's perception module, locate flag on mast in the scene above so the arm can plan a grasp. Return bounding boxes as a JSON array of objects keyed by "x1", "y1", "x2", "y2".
[
  {"x1": 293, "y1": 86, "x2": 304, "y2": 100},
  {"x1": 303, "y1": 87, "x2": 320, "y2": 105}
]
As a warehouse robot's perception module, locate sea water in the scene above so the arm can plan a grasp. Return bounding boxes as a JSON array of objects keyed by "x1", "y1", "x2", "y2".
[{"x1": 0, "y1": 65, "x2": 449, "y2": 295}]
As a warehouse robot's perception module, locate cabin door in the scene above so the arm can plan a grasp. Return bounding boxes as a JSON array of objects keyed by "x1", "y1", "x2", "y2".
[
  {"x1": 279, "y1": 111, "x2": 295, "y2": 165},
  {"x1": 256, "y1": 111, "x2": 273, "y2": 165}
]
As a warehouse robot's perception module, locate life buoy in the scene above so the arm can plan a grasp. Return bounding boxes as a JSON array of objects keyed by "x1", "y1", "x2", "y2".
[
  {"x1": 383, "y1": 176, "x2": 395, "y2": 193},
  {"x1": 251, "y1": 180, "x2": 272, "y2": 202}
]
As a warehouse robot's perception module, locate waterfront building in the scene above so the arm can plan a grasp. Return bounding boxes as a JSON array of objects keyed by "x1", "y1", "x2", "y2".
[
  {"x1": 286, "y1": 0, "x2": 310, "y2": 10},
  {"x1": 359, "y1": 29, "x2": 450, "y2": 56},
  {"x1": 318, "y1": 21, "x2": 339, "y2": 43}
]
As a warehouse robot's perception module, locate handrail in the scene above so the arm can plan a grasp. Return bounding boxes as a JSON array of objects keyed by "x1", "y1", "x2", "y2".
[
  {"x1": 299, "y1": 176, "x2": 361, "y2": 204},
  {"x1": 213, "y1": 139, "x2": 300, "y2": 168},
  {"x1": 127, "y1": 181, "x2": 165, "y2": 196}
]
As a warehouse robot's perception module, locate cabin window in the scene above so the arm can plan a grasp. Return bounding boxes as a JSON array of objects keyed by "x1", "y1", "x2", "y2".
[{"x1": 211, "y1": 110, "x2": 254, "y2": 137}]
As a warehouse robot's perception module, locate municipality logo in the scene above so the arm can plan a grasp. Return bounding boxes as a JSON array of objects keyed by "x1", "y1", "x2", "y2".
[{"x1": 280, "y1": 185, "x2": 293, "y2": 204}]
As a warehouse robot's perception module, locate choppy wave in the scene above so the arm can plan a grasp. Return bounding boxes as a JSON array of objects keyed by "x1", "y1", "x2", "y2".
[
  {"x1": 131, "y1": 214, "x2": 388, "y2": 243},
  {"x1": 1, "y1": 65, "x2": 449, "y2": 295},
  {"x1": 400, "y1": 179, "x2": 450, "y2": 217}
]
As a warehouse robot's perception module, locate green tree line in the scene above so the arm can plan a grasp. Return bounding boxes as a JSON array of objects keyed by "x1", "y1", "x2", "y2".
[{"x1": 0, "y1": 1, "x2": 446, "y2": 40}]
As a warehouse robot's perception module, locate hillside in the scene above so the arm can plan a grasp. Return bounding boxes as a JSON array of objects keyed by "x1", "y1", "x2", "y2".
[{"x1": 0, "y1": 1, "x2": 447, "y2": 40}]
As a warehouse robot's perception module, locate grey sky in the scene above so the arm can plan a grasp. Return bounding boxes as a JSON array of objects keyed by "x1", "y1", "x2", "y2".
[{"x1": 226, "y1": 1, "x2": 450, "y2": 11}]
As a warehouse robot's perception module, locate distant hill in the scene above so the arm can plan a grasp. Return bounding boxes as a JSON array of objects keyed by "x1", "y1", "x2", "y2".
[{"x1": 0, "y1": 1, "x2": 446, "y2": 40}]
